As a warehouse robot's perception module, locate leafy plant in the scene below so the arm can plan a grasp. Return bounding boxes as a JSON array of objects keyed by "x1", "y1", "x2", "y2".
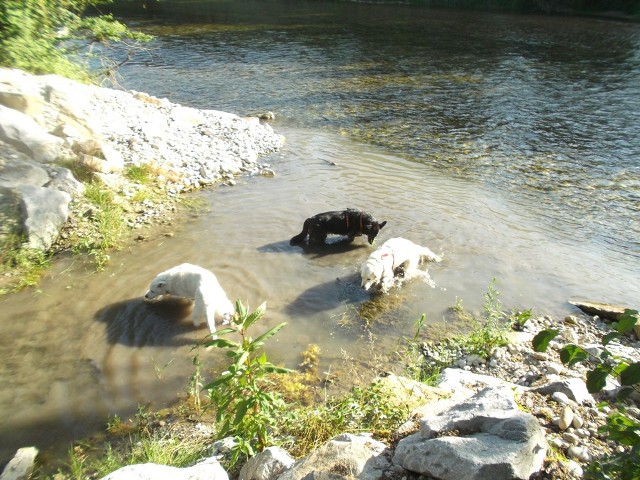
[
  {"x1": 584, "y1": 407, "x2": 640, "y2": 479},
  {"x1": 0, "y1": 0, "x2": 152, "y2": 82},
  {"x1": 413, "y1": 279, "x2": 524, "y2": 383},
  {"x1": 532, "y1": 309, "x2": 640, "y2": 479},
  {"x1": 203, "y1": 300, "x2": 291, "y2": 468},
  {"x1": 0, "y1": 232, "x2": 50, "y2": 294},
  {"x1": 532, "y1": 309, "x2": 640, "y2": 397}
]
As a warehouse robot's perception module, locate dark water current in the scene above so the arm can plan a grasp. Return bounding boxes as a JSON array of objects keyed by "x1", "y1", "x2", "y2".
[{"x1": 2, "y1": 0, "x2": 640, "y2": 467}]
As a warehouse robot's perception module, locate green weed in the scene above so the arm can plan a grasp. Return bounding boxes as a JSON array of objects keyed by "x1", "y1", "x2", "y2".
[{"x1": 203, "y1": 300, "x2": 292, "y2": 468}]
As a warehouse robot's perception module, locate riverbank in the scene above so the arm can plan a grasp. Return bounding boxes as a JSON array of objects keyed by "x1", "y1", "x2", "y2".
[
  {"x1": 0, "y1": 68, "x2": 284, "y2": 290},
  {"x1": 8, "y1": 306, "x2": 640, "y2": 480}
]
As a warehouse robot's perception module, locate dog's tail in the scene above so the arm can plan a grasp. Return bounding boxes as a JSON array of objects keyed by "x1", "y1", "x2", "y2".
[{"x1": 290, "y1": 218, "x2": 310, "y2": 245}]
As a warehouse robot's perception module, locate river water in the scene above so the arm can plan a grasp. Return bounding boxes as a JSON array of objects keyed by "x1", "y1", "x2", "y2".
[{"x1": 1, "y1": 0, "x2": 640, "y2": 467}]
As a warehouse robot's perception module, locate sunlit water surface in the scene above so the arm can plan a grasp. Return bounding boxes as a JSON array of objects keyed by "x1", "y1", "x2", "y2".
[{"x1": 2, "y1": 0, "x2": 640, "y2": 466}]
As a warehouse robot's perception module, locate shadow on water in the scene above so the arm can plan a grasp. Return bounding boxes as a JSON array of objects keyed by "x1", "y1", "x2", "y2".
[
  {"x1": 298, "y1": 239, "x2": 370, "y2": 259},
  {"x1": 95, "y1": 297, "x2": 204, "y2": 347},
  {"x1": 285, "y1": 272, "x2": 367, "y2": 317},
  {"x1": 258, "y1": 237, "x2": 369, "y2": 257}
]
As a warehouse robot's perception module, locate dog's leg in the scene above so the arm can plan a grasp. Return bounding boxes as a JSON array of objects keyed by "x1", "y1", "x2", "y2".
[
  {"x1": 421, "y1": 247, "x2": 442, "y2": 263},
  {"x1": 193, "y1": 290, "x2": 205, "y2": 327},
  {"x1": 290, "y1": 219, "x2": 311, "y2": 245},
  {"x1": 205, "y1": 308, "x2": 217, "y2": 338}
]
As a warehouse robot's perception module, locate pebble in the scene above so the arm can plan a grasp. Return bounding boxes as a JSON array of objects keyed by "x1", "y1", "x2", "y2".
[
  {"x1": 565, "y1": 459, "x2": 584, "y2": 477},
  {"x1": 562, "y1": 432, "x2": 580, "y2": 444},
  {"x1": 551, "y1": 392, "x2": 573, "y2": 405},
  {"x1": 567, "y1": 445, "x2": 592, "y2": 462},
  {"x1": 559, "y1": 406, "x2": 574, "y2": 430},
  {"x1": 572, "y1": 415, "x2": 584, "y2": 429}
]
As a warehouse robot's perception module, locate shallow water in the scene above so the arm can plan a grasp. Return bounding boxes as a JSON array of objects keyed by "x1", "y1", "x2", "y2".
[
  {"x1": 2, "y1": 0, "x2": 640, "y2": 465},
  {"x1": 1, "y1": 128, "x2": 638, "y2": 462}
]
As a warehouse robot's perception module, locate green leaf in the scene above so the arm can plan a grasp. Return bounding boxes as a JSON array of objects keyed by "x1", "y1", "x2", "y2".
[
  {"x1": 602, "y1": 331, "x2": 621, "y2": 346},
  {"x1": 620, "y1": 362, "x2": 640, "y2": 386},
  {"x1": 618, "y1": 309, "x2": 640, "y2": 334},
  {"x1": 234, "y1": 351, "x2": 250, "y2": 369},
  {"x1": 586, "y1": 365, "x2": 610, "y2": 393},
  {"x1": 204, "y1": 372, "x2": 234, "y2": 389},
  {"x1": 253, "y1": 322, "x2": 288, "y2": 348},
  {"x1": 532, "y1": 329, "x2": 558, "y2": 352},
  {"x1": 244, "y1": 301, "x2": 267, "y2": 329},
  {"x1": 560, "y1": 344, "x2": 590, "y2": 366},
  {"x1": 233, "y1": 399, "x2": 252, "y2": 426},
  {"x1": 204, "y1": 337, "x2": 240, "y2": 349},
  {"x1": 235, "y1": 299, "x2": 248, "y2": 319}
]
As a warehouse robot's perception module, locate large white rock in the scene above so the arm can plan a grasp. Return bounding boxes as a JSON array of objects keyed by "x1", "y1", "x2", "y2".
[
  {"x1": 239, "y1": 446, "x2": 295, "y2": 480},
  {"x1": 277, "y1": 433, "x2": 390, "y2": 480},
  {"x1": 100, "y1": 457, "x2": 228, "y2": 480},
  {"x1": 0, "y1": 446, "x2": 38, "y2": 480},
  {"x1": 18, "y1": 185, "x2": 71, "y2": 250},
  {"x1": 393, "y1": 386, "x2": 548, "y2": 480}
]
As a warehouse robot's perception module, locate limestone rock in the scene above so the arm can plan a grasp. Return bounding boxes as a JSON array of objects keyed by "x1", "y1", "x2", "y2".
[
  {"x1": 239, "y1": 446, "x2": 294, "y2": 480},
  {"x1": 100, "y1": 457, "x2": 228, "y2": 480},
  {"x1": 277, "y1": 433, "x2": 390, "y2": 480},
  {"x1": 18, "y1": 185, "x2": 71, "y2": 250},
  {"x1": 0, "y1": 446, "x2": 38, "y2": 480},
  {"x1": 393, "y1": 387, "x2": 548, "y2": 480},
  {"x1": 0, "y1": 104, "x2": 63, "y2": 162}
]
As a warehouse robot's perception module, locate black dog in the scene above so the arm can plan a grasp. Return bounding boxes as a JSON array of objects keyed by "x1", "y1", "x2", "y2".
[{"x1": 290, "y1": 209, "x2": 387, "y2": 246}]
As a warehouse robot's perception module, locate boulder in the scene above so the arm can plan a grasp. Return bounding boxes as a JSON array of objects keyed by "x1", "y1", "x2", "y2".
[
  {"x1": 277, "y1": 433, "x2": 390, "y2": 480},
  {"x1": 0, "y1": 104, "x2": 63, "y2": 162},
  {"x1": 393, "y1": 386, "x2": 548, "y2": 480},
  {"x1": 239, "y1": 446, "x2": 295, "y2": 480},
  {"x1": 100, "y1": 457, "x2": 228, "y2": 480},
  {"x1": 531, "y1": 376, "x2": 594, "y2": 405},
  {"x1": 569, "y1": 300, "x2": 631, "y2": 322},
  {"x1": 18, "y1": 185, "x2": 71, "y2": 250},
  {"x1": 0, "y1": 446, "x2": 38, "y2": 480}
]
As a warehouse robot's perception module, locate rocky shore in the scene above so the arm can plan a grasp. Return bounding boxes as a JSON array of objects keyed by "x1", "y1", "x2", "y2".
[
  {"x1": 5, "y1": 309, "x2": 637, "y2": 480},
  {"x1": 0, "y1": 68, "x2": 284, "y2": 261},
  {"x1": 1, "y1": 69, "x2": 639, "y2": 480}
]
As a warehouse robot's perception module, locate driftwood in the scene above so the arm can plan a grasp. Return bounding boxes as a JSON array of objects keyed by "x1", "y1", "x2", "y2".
[{"x1": 569, "y1": 300, "x2": 632, "y2": 321}]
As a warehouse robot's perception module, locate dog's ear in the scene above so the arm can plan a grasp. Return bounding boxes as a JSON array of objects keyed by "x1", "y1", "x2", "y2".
[{"x1": 379, "y1": 221, "x2": 387, "y2": 229}]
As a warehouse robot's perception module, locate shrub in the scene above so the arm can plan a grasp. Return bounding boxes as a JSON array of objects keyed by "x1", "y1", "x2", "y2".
[
  {"x1": 0, "y1": 0, "x2": 151, "y2": 82},
  {"x1": 203, "y1": 301, "x2": 291, "y2": 468}
]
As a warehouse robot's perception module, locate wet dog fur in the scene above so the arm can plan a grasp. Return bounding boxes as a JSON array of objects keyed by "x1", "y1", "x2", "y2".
[
  {"x1": 290, "y1": 209, "x2": 387, "y2": 246},
  {"x1": 144, "y1": 263, "x2": 234, "y2": 336},
  {"x1": 360, "y1": 237, "x2": 441, "y2": 293}
]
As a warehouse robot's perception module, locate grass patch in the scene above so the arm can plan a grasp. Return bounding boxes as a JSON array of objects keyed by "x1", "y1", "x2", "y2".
[
  {"x1": 52, "y1": 426, "x2": 210, "y2": 479},
  {"x1": 405, "y1": 279, "x2": 526, "y2": 384},
  {"x1": 0, "y1": 231, "x2": 51, "y2": 294},
  {"x1": 275, "y1": 379, "x2": 410, "y2": 459}
]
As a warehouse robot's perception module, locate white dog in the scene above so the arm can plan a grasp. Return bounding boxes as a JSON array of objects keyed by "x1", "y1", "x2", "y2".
[
  {"x1": 360, "y1": 237, "x2": 442, "y2": 293},
  {"x1": 144, "y1": 263, "x2": 234, "y2": 336}
]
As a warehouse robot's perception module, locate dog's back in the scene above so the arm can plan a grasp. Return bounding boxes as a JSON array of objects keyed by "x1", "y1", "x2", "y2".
[{"x1": 290, "y1": 209, "x2": 386, "y2": 245}]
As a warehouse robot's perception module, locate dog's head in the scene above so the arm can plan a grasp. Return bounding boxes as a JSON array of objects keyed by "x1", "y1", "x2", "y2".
[
  {"x1": 361, "y1": 258, "x2": 384, "y2": 291},
  {"x1": 363, "y1": 219, "x2": 387, "y2": 245},
  {"x1": 144, "y1": 276, "x2": 170, "y2": 300}
]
